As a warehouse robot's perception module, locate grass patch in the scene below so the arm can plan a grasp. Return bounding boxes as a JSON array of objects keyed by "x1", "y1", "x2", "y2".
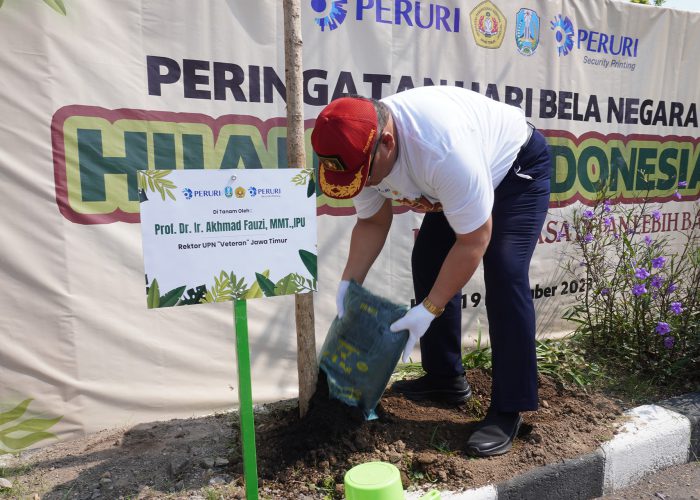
[{"x1": 392, "y1": 334, "x2": 597, "y2": 392}]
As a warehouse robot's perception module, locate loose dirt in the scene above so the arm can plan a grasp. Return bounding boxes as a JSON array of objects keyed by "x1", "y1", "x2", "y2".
[{"x1": 0, "y1": 369, "x2": 624, "y2": 499}]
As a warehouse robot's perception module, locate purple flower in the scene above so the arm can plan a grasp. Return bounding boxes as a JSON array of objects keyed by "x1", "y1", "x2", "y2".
[
  {"x1": 632, "y1": 284, "x2": 647, "y2": 296},
  {"x1": 583, "y1": 209, "x2": 595, "y2": 219},
  {"x1": 664, "y1": 336, "x2": 675, "y2": 349},
  {"x1": 613, "y1": 232, "x2": 620, "y2": 240},
  {"x1": 603, "y1": 216, "x2": 613, "y2": 228},
  {"x1": 600, "y1": 288, "x2": 609, "y2": 296},
  {"x1": 668, "y1": 282, "x2": 678, "y2": 293},
  {"x1": 652, "y1": 210, "x2": 661, "y2": 221},
  {"x1": 650, "y1": 275, "x2": 665, "y2": 288},
  {"x1": 584, "y1": 233, "x2": 594, "y2": 243},
  {"x1": 656, "y1": 321, "x2": 671, "y2": 335},
  {"x1": 635, "y1": 268, "x2": 650, "y2": 280},
  {"x1": 652, "y1": 256, "x2": 666, "y2": 269},
  {"x1": 678, "y1": 181, "x2": 688, "y2": 188},
  {"x1": 674, "y1": 191, "x2": 681, "y2": 200},
  {"x1": 644, "y1": 235, "x2": 653, "y2": 246},
  {"x1": 604, "y1": 199, "x2": 612, "y2": 212},
  {"x1": 670, "y1": 302, "x2": 683, "y2": 315},
  {"x1": 627, "y1": 228, "x2": 636, "y2": 235}
]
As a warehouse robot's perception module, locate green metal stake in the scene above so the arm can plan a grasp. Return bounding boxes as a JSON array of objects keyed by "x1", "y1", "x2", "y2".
[{"x1": 234, "y1": 299, "x2": 259, "y2": 499}]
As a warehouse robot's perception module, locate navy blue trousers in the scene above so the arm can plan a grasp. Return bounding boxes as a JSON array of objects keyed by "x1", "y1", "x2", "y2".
[{"x1": 411, "y1": 129, "x2": 551, "y2": 413}]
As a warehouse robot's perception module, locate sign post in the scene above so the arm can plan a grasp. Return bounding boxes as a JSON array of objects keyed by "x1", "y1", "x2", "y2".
[
  {"x1": 233, "y1": 299, "x2": 259, "y2": 499},
  {"x1": 138, "y1": 168, "x2": 317, "y2": 498}
]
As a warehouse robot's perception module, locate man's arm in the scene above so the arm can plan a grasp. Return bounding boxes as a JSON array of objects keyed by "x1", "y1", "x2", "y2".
[
  {"x1": 426, "y1": 216, "x2": 492, "y2": 308},
  {"x1": 341, "y1": 198, "x2": 393, "y2": 284}
]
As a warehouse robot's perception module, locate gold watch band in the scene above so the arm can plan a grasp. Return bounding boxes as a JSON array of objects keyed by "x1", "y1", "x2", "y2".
[{"x1": 422, "y1": 297, "x2": 445, "y2": 317}]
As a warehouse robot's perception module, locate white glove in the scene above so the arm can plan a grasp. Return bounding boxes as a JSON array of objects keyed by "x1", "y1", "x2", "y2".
[
  {"x1": 390, "y1": 303, "x2": 436, "y2": 363},
  {"x1": 336, "y1": 280, "x2": 350, "y2": 319}
]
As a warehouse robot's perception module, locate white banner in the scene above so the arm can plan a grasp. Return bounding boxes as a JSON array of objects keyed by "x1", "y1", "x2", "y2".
[{"x1": 0, "y1": 0, "x2": 697, "y2": 448}]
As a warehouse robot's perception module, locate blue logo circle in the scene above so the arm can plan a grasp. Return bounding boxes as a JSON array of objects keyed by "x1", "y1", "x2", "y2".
[
  {"x1": 248, "y1": 187, "x2": 257, "y2": 197},
  {"x1": 550, "y1": 15, "x2": 574, "y2": 56},
  {"x1": 225, "y1": 186, "x2": 233, "y2": 198},
  {"x1": 310, "y1": 0, "x2": 347, "y2": 32},
  {"x1": 182, "y1": 188, "x2": 193, "y2": 200}
]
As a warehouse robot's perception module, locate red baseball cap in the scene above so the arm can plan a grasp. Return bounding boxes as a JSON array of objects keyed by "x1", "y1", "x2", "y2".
[{"x1": 311, "y1": 97, "x2": 378, "y2": 199}]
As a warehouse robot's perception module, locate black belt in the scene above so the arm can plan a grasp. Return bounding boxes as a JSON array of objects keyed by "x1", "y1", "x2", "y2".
[{"x1": 521, "y1": 122, "x2": 535, "y2": 151}]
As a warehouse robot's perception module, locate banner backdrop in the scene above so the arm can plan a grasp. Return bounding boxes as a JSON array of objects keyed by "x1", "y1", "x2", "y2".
[{"x1": 0, "y1": 0, "x2": 698, "y2": 447}]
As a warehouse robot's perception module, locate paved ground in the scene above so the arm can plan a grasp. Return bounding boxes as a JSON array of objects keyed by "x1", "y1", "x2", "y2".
[{"x1": 596, "y1": 461, "x2": 700, "y2": 499}]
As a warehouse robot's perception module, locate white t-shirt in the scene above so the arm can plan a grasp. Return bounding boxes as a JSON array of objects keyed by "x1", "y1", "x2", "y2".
[{"x1": 353, "y1": 86, "x2": 528, "y2": 234}]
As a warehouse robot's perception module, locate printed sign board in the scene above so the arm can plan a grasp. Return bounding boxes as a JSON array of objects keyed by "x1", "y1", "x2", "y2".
[{"x1": 139, "y1": 169, "x2": 317, "y2": 308}]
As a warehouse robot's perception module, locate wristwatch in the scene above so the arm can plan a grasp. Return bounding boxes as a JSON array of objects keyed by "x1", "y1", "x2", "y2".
[{"x1": 422, "y1": 297, "x2": 445, "y2": 317}]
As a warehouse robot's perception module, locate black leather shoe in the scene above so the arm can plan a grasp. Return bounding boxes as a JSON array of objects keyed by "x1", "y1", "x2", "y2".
[
  {"x1": 391, "y1": 373, "x2": 472, "y2": 404},
  {"x1": 466, "y1": 411, "x2": 522, "y2": 457}
]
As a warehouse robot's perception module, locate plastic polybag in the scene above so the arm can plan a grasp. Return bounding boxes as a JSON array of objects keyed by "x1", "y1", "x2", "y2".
[{"x1": 319, "y1": 281, "x2": 409, "y2": 420}]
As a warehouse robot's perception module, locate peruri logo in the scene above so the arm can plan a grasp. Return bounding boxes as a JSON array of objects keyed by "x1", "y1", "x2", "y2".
[
  {"x1": 310, "y1": 0, "x2": 348, "y2": 31},
  {"x1": 309, "y1": 0, "x2": 461, "y2": 33},
  {"x1": 550, "y1": 14, "x2": 575, "y2": 56}
]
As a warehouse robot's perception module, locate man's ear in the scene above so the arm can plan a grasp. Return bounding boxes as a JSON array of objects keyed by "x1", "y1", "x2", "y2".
[{"x1": 383, "y1": 130, "x2": 395, "y2": 148}]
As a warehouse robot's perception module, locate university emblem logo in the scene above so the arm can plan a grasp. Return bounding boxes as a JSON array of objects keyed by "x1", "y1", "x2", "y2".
[
  {"x1": 470, "y1": 1, "x2": 506, "y2": 49},
  {"x1": 515, "y1": 8, "x2": 540, "y2": 56}
]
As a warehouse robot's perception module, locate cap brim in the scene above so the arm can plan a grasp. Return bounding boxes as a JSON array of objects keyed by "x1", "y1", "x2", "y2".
[{"x1": 319, "y1": 161, "x2": 370, "y2": 199}]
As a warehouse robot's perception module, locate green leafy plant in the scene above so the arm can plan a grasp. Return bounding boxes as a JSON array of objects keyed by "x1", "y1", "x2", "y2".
[
  {"x1": 461, "y1": 321, "x2": 492, "y2": 370},
  {"x1": 0, "y1": 399, "x2": 62, "y2": 453},
  {"x1": 563, "y1": 183, "x2": 699, "y2": 396},
  {"x1": 137, "y1": 170, "x2": 177, "y2": 202},
  {"x1": 429, "y1": 425, "x2": 455, "y2": 455},
  {"x1": 630, "y1": 0, "x2": 666, "y2": 6},
  {"x1": 392, "y1": 321, "x2": 595, "y2": 390}
]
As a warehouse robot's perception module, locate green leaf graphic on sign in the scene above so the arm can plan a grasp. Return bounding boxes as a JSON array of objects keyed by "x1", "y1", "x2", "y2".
[
  {"x1": 256, "y1": 273, "x2": 277, "y2": 297},
  {"x1": 0, "y1": 1, "x2": 5, "y2": 10},
  {"x1": 229, "y1": 273, "x2": 249, "y2": 300},
  {"x1": 1, "y1": 416, "x2": 62, "y2": 435},
  {"x1": 244, "y1": 270, "x2": 269, "y2": 299},
  {"x1": 307, "y1": 176, "x2": 316, "y2": 198},
  {"x1": 1, "y1": 431, "x2": 58, "y2": 451},
  {"x1": 0, "y1": 399, "x2": 31, "y2": 426},
  {"x1": 43, "y1": 0, "x2": 66, "y2": 15},
  {"x1": 203, "y1": 271, "x2": 233, "y2": 303},
  {"x1": 0, "y1": 400, "x2": 62, "y2": 452},
  {"x1": 274, "y1": 274, "x2": 300, "y2": 295},
  {"x1": 160, "y1": 286, "x2": 186, "y2": 307},
  {"x1": 147, "y1": 279, "x2": 160, "y2": 309},
  {"x1": 299, "y1": 250, "x2": 317, "y2": 280},
  {"x1": 138, "y1": 170, "x2": 177, "y2": 201}
]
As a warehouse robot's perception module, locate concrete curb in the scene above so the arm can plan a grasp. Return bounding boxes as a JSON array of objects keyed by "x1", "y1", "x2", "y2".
[{"x1": 406, "y1": 392, "x2": 699, "y2": 500}]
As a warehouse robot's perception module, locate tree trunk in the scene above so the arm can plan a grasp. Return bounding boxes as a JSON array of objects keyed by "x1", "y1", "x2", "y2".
[{"x1": 283, "y1": 0, "x2": 318, "y2": 418}]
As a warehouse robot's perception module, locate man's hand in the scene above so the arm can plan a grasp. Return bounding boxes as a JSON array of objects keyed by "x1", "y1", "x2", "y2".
[
  {"x1": 390, "y1": 303, "x2": 436, "y2": 363},
  {"x1": 336, "y1": 280, "x2": 350, "y2": 319}
]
